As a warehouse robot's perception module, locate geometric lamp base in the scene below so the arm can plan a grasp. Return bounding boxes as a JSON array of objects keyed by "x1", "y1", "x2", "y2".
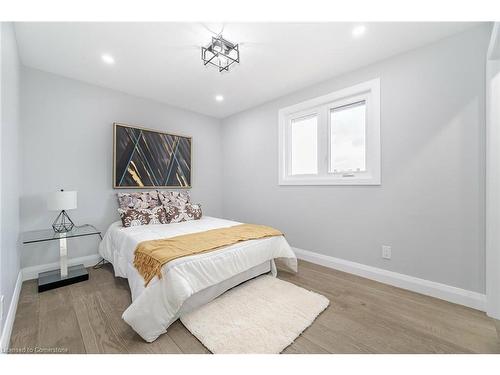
[{"x1": 52, "y1": 210, "x2": 75, "y2": 233}]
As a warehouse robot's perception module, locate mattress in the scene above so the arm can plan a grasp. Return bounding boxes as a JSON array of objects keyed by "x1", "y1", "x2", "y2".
[{"x1": 98, "y1": 216, "x2": 297, "y2": 342}]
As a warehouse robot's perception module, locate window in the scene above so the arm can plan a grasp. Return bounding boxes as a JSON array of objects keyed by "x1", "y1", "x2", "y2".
[
  {"x1": 330, "y1": 101, "x2": 366, "y2": 174},
  {"x1": 291, "y1": 115, "x2": 318, "y2": 175},
  {"x1": 279, "y1": 78, "x2": 380, "y2": 185}
]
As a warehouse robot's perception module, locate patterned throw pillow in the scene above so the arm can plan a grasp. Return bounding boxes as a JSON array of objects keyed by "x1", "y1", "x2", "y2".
[
  {"x1": 118, "y1": 206, "x2": 168, "y2": 227},
  {"x1": 117, "y1": 191, "x2": 162, "y2": 210},
  {"x1": 164, "y1": 202, "x2": 202, "y2": 223},
  {"x1": 158, "y1": 190, "x2": 191, "y2": 208}
]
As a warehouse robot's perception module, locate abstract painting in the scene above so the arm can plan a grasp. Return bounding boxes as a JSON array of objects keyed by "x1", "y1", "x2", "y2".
[{"x1": 113, "y1": 123, "x2": 191, "y2": 188}]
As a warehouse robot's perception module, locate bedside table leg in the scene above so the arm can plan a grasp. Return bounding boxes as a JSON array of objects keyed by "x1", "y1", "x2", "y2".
[{"x1": 60, "y1": 235, "x2": 68, "y2": 278}]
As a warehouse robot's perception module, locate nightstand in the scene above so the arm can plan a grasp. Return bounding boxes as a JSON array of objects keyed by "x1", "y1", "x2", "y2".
[{"x1": 22, "y1": 224, "x2": 102, "y2": 292}]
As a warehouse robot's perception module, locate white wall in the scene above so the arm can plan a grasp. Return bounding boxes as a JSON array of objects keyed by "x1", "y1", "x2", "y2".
[
  {"x1": 486, "y1": 23, "x2": 500, "y2": 319},
  {"x1": 0, "y1": 22, "x2": 21, "y2": 335},
  {"x1": 221, "y1": 25, "x2": 490, "y2": 293},
  {"x1": 20, "y1": 68, "x2": 223, "y2": 267}
]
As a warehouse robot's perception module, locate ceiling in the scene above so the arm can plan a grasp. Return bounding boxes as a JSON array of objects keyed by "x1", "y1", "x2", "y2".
[{"x1": 14, "y1": 22, "x2": 480, "y2": 118}]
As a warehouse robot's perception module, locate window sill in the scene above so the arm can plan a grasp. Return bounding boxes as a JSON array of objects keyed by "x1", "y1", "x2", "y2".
[{"x1": 278, "y1": 175, "x2": 381, "y2": 186}]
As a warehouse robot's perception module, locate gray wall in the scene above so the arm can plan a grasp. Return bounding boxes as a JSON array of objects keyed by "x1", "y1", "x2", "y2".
[
  {"x1": 20, "y1": 68, "x2": 223, "y2": 267},
  {"x1": 221, "y1": 25, "x2": 489, "y2": 293},
  {"x1": 1, "y1": 22, "x2": 21, "y2": 334}
]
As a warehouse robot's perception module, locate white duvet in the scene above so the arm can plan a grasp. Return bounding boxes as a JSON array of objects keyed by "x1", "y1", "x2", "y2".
[{"x1": 98, "y1": 216, "x2": 297, "y2": 342}]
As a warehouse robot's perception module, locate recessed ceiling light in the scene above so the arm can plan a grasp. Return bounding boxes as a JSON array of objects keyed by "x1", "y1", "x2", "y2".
[
  {"x1": 215, "y1": 95, "x2": 224, "y2": 102},
  {"x1": 352, "y1": 25, "x2": 366, "y2": 38},
  {"x1": 101, "y1": 54, "x2": 115, "y2": 65}
]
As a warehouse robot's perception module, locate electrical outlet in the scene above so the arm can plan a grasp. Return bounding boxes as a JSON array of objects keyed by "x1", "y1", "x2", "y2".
[{"x1": 382, "y1": 245, "x2": 391, "y2": 259}]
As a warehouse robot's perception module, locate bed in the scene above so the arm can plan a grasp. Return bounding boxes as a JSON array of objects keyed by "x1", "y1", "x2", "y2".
[{"x1": 98, "y1": 216, "x2": 297, "y2": 342}]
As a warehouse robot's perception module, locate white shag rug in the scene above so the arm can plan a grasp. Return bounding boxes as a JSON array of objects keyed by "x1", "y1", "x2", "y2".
[{"x1": 180, "y1": 275, "x2": 330, "y2": 354}]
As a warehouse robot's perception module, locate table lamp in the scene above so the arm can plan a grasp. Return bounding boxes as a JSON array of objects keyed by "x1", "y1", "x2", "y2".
[{"x1": 47, "y1": 189, "x2": 77, "y2": 233}]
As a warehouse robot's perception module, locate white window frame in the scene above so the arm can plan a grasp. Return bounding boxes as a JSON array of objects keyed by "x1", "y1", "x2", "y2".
[{"x1": 278, "y1": 78, "x2": 381, "y2": 185}]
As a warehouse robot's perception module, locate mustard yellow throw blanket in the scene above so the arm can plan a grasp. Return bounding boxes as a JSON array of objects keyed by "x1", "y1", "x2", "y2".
[{"x1": 134, "y1": 224, "x2": 283, "y2": 286}]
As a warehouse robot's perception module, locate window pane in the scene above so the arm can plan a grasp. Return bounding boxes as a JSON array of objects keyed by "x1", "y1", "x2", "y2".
[
  {"x1": 330, "y1": 101, "x2": 366, "y2": 173},
  {"x1": 291, "y1": 115, "x2": 318, "y2": 175}
]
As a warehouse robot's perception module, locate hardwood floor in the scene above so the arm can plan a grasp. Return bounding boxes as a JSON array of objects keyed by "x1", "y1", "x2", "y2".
[{"x1": 9, "y1": 260, "x2": 500, "y2": 354}]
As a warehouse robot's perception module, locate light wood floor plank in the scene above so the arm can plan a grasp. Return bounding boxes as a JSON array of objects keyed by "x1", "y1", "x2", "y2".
[
  {"x1": 167, "y1": 321, "x2": 211, "y2": 354},
  {"x1": 37, "y1": 286, "x2": 86, "y2": 353},
  {"x1": 282, "y1": 335, "x2": 329, "y2": 354},
  {"x1": 9, "y1": 280, "x2": 40, "y2": 353},
  {"x1": 10, "y1": 260, "x2": 500, "y2": 354},
  {"x1": 281, "y1": 263, "x2": 499, "y2": 353},
  {"x1": 71, "y1": 291, "x2": 129, "y2": 353}
]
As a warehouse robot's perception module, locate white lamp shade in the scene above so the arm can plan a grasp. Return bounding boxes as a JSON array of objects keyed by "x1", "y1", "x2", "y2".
[{"x1": 47, "y1": 190, "x2": 77, "y2": 211}]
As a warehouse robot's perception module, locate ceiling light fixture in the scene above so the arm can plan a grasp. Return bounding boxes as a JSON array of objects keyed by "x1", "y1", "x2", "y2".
[
  {"x1": 101, "y1": 53, "x2": 115, "y2": 65},
  {"x1": 202, "y1": 35, "x2": 239, "y2": 73},
  {"x1": 215, "y1": 95, "x2": 224, "y2": 102},
  {"x1": 352, "y1": 25, "x2": 366, "y2": 38}
]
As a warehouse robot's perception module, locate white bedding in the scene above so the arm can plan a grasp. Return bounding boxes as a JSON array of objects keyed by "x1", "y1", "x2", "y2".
[{"x1": 98, "y1": 216, "x2": 297, "y2": 342}]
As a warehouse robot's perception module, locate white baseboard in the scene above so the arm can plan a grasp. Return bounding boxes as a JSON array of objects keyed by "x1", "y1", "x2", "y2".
[
  {"x1": 22, "y1": 253, "x2": 102, "y2": 281},
  {"x1": 0, "y1": 271, "x2": 23, "y2": 353},
  {"x1": 293, "y1": 247, "x2": 487, "y2": 311}
]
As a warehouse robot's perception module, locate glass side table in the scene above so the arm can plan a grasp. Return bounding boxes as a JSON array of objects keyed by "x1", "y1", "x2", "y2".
[{"x1": 22, "y1": 224, "x2": 102, "y2": 292}]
